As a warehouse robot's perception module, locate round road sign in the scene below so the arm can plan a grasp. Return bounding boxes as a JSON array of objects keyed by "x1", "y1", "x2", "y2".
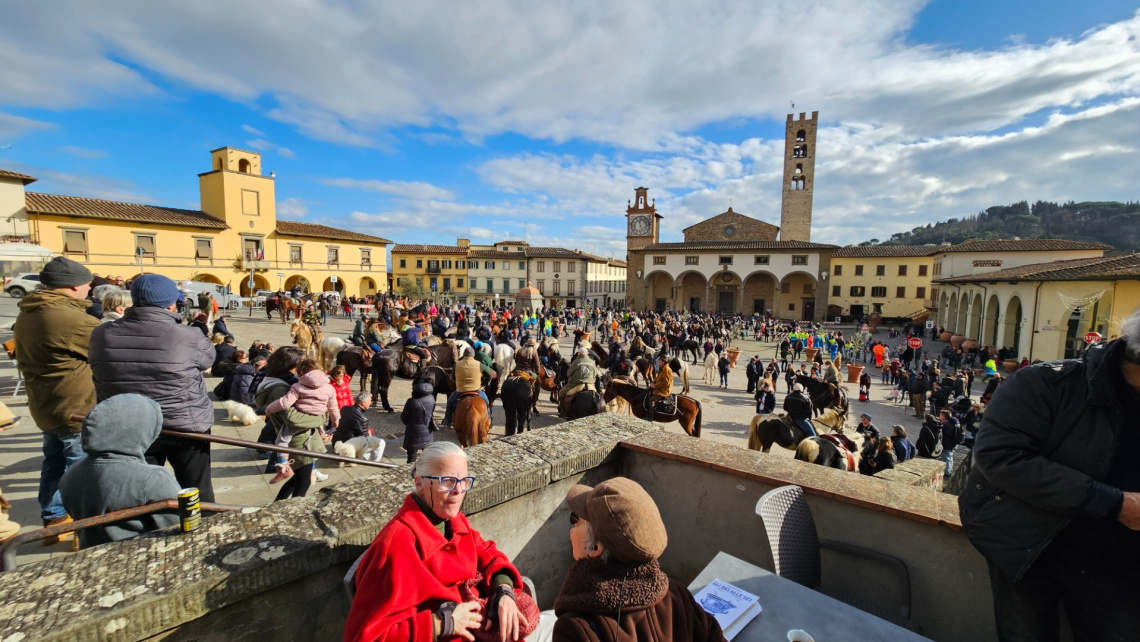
[
  {"x1": 907, "y1": 337, "x2": 923, "y2": 349},
  {"x1": 1084, "y1": 331, "x2": 1102, "y2": 345}
]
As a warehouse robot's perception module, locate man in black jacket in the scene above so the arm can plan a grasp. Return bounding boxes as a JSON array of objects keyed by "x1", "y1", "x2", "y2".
[
  {"x1": 959, "y1": 309, "x2": 1140, "y2": 641},
  {"x1": 782, "y1": 383, "x2": 815, "y2": 438},
  {"x1": 908, "y1": 372, "x2": 929, "y2": 418}
]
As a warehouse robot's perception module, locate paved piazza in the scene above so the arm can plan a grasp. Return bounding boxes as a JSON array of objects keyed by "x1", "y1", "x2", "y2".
[{"x1": 0, "y1": 298, "x2": 940, "y2": 566}]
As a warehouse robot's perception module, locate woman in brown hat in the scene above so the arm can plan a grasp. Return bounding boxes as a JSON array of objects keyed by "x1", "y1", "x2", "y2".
[{"x1": 553, "y1": 477, "x2": 724, "y2": 641}]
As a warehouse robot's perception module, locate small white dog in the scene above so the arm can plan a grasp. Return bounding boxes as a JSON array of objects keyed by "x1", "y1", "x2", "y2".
[
  {"x1": 333, "y1": 436, "x2": 385, "y2": 466},
  {"x1": 222, "y1": 400, "x2": 259, "y2": 426}
]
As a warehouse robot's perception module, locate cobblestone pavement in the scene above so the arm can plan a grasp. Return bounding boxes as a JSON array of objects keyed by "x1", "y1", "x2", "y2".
[{"x1": 0, "y1": 301, "x2": 950, "y2": 567}]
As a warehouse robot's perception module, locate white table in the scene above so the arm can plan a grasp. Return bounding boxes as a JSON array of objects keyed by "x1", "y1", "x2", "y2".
[{"x1": 687, "y1": 552, "x2": 929, "y2": 641}]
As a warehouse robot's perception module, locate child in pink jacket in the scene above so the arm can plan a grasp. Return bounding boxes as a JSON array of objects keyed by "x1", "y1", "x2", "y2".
[{"x1": 264, "y1": 360, "x2": 340, "y2": 482}]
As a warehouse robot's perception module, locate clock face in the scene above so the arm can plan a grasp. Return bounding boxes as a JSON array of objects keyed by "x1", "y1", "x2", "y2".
[
  {"x1": 724, "y1": 225, "x2": 736, "y2": 237},
  {"x1": 629, "y1": 215, "x2": 651, "y2": 236}
]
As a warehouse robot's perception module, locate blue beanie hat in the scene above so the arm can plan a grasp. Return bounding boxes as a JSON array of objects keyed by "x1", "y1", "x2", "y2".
[{"x1": 130, "y1": 274, "x2": 181, "y2": 308}]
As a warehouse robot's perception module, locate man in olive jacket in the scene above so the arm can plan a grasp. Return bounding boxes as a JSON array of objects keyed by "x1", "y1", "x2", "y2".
[
  {"x1": 90, "y1": 274, "x2": 216, "y2": 501},
  {"x1": 959, "y1": 308, "x2": 1140, "y2": 640},
  {"x1": 13, "y1": 257, "x2": 99, "y2": 536}
]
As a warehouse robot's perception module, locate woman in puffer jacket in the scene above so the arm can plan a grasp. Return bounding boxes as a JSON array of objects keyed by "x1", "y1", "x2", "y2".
[
  {"x1": 229, "y1": 354, "x2": 258, "y2": 406},
  {"x1": 399, "y1": 376, "x2": 437, "y2": 463}
]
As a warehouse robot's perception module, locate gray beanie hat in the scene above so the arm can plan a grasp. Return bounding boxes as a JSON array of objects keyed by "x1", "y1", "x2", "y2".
[{"x1": 40, "y1": 256, "x2": 93, "y2": 288}]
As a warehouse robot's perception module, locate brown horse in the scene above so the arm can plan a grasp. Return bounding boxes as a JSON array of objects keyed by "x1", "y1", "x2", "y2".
[
  {"x1": 268, "y1": 295, "x2": 303, "y2": 323},
  {"x1": 335, "y1": 346, "x2": 372, "y2": 393},
  {"x1": 453, "y1": 393, "x2": 491, "y2": 447},
  {"x1": 795, "y1": 430, "x2": 866, "y2": 471},
  {"x1": 537, "y1": 362, "x2": 560, "y2": 403},
  {"x1": 747, "y1": 408, "x2": 847, "y2": 453},
  {"x1": 371, "y1": 341, "x2": 458, "y2": 411},
  {"x1": 602, "y1": 378, "x2": 702, "y2": 437}
]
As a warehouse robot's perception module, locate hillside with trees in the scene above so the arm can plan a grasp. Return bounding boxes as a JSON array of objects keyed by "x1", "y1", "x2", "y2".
[{"x1": 866, "y1": 200, "x2": 1140, "y2": 253}]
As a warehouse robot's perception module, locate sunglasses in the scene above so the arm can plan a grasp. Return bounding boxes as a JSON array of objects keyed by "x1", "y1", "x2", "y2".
[{"x1": 569, "y1": 512, "x2": 580, "y2": 526}]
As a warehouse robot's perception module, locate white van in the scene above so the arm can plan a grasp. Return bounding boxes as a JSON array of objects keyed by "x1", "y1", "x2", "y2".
[{"x1": 180, "y1": 281, "x2": 245, "y2": 310}]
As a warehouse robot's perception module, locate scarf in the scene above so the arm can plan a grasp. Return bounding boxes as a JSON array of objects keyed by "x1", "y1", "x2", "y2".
[{"x1": 554, "y1": 558, "x2": 670, "y2": 615}]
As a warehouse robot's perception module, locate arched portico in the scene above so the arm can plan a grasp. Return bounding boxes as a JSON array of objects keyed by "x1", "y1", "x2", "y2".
[
  {"x1": 283, "y1": 275, "x2": 309, "y2": 293},
  {"x1": 322, "y1": 276, "x2": 344, "y2": 294},
  {"x1": 359, "y1": 276, "x2": 378, "y2": 297},
  {"x1": 1003, "y1": 295, "x2": 1024, "y2": 356},
  {"x1": 743, "y1": 270, "x2": 778, "y2": 316},
  {"x1": 709, "y1": 269, "x2": 743, "y2": 315},
  {"x1": 192, "y1": 273, "x2": 224, "y2": 285},
  {"x1": 676, "y1": 271, "x2": 708, "y2": 313},
  {"x1": 966, "y1": 293, "x2": 983, "y2": 339},
  {"x1": 645, "y1": 270, "x2": 673, "y2": 313},
  {"x1": 778, "y1": 271, "x2": 818, "y2": 322},
  {"x1": 983, "y1": 294, "x2": 1000, "y2": 347},
  {"x1": 239, "y1": 273, "x2": 270, "y2": 297}
]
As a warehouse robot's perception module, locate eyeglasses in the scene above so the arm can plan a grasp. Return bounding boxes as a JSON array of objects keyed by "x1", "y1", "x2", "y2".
[
  {"x1": 569, "y1": 512, "x2": 580, "y2": 526},
  {"x1": 420, "y1": 475, "x2": 477, "y2": 492}
]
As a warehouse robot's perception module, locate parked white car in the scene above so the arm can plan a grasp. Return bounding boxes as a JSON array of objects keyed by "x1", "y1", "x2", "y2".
[{"x1": 4, "y1": 273, "x2": 42, "y2": 298}]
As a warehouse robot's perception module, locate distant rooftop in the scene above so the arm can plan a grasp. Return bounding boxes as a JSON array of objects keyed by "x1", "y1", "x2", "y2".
[
  {"x1": 936, "y1": 253, "x2": 1140, "y2": 283},
  {"x1": 834, "y1": 245, "x2": 942, "y2": 258},
  {"x1": 0, "y1": 169, "x2": 37, "y2": 185},
  {"x1": 25, "y1": 192, "x2": 228, "y2": 230}
]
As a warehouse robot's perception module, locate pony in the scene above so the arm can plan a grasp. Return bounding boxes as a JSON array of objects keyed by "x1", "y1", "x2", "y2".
[
  {"x1": 452, "y1": 393, "x2": 491, "y2": 447},
  {"x1": 319, "y1": 336, "x2": 345, "y2": 371},
  {"x1": 290, "y1": 319, "x2": 320, "y2": 358},
  {"x1": 702, "y1": 352, "x2": 718, "y2": 385},
  {"x1": 747, "y1": 408, "x2": 847, "y2": 453},
  {"x1": 602, "y1": 377, "x2": 702, "y2": 437},
  {"x1": 501, "y1": 374, "x2": 536, "y2": 436},
  {"x1": 795, "y1": 430, "x2": 866, "y2": 471}
]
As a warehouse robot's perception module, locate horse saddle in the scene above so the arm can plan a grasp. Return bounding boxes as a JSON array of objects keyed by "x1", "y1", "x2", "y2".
[
  {"x1": 510, "y1": 369, "x2": 536, "y2": 382},
  {"x1": 818, "y1": 434, "x2": 857, "y2": 472},
  {"x1": 458, "y1": 390, "x2": 483, "y2": 400},
  {"x1": 404, "y1": 347, "x2": 422, "y2": 362},
  {"x1": 647, "y1": 394, "x2": 677, "y2": 417}
]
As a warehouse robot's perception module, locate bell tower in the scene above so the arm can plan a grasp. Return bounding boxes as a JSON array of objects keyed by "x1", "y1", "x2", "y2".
[
  {"x1": 625, "y1": 186, "x2": 660, "y2": 251},
  {"x1": 779, "y1": 111, "x2": 818, "y2": 242}
]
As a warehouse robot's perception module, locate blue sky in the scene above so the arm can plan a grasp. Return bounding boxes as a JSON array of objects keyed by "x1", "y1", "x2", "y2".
[{"x1": 2, "y1": 1, "x2": 1139, "y2": 256}]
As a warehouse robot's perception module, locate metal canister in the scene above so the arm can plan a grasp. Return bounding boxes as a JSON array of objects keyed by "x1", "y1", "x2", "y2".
[{"x1": 177, "y1": 487, "x2": 201, "y2": 533}]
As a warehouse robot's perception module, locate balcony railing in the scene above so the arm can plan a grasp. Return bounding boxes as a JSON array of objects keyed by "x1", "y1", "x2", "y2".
[
  {"x1": 241, "y1": 259, "x2": 270, "y2": 270},
  {"x1": 426, "y1": 266, "x2": 442, "y2": 274}
]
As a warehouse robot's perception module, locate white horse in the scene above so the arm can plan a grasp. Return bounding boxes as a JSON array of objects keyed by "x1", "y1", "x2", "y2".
[
  {"x1": 702, "y1": 352, "x2": 718, "y2": 385},
  {"x1": 320, "y1": 336, "x2": 346, "y2": 371},
  {"x1": 493, "y1": 343, "x2": 515, "y2": 380}
]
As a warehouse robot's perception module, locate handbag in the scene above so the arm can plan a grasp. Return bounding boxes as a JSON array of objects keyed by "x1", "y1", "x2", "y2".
[{"x1": 457, "y1": 574, "x2": 540, "y2": 642}]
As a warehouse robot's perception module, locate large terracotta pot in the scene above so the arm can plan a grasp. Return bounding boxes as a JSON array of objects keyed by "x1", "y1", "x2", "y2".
[
  {"x1": 727, "y1": 348, "x2": 741, "y2": 368},
  {"x1": 950, "y1": 334, "x2": 965, "y2": 348},
  {"x1": 940, "y1": 331, "x2": 952, "y2": 342},
  {"x1": 1003, "y1": 359, "x2": 1018, "y2": 373},
  {"x1": 804, "y1": 347, "x2": 819, "y2": 363},
  {"x1": 962, "y1": 339, "x2": 979, "y2": 351},
  {"x1": 847, "y1": 364, "x2": 864, "y2": 383}
]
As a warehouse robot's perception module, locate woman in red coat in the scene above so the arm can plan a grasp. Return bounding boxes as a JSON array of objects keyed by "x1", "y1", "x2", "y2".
[{"x1": 344, "y1": 442, "x2": 529, "y2": 642}]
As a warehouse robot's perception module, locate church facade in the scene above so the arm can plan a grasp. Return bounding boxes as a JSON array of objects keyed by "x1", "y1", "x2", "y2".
[{"x1": 624, "y1": 112, "x2": 836, "y2": 320}]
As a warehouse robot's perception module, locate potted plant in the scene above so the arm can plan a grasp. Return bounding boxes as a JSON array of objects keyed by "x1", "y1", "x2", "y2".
[
  {"x1": 727, "y1": 347, "x2": 741, "y2": 368},
  {"x1": 846, "y1": 363, "x2": 864, "y2": 383},
  {"x1": 940, "y1": 331, "x2": 952, "y2": 342},
  {"x1": 1003, "y1": 359, "x2": 1018, "y2": 373},
  {"x1": 804, "y1": 347, "x2": 819, "y2": 363},
  {"x1": 950, "y1": 334, "x2": 965, "y2": 348}
]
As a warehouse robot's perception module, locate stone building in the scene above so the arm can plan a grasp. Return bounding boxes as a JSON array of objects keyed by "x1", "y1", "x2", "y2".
[
  {"x1": 780, "y1": 111, "x2": 818, "y2": 243},
  {"x1": 827, "y1": 245, "x2": 941, "y2": 319}
]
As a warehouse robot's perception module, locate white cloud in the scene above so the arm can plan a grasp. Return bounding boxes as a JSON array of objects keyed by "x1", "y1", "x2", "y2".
[
  {"x1": 276, "y1": 196, "x2": 308, "y2": 219},
  {"x1": 246, "y1": 138, "x2": 272, "y2": 151},
  {"x1": 277, "y1": 146, "x2": 296, "y2": 159},
  {"x1": 60, "y1": 145, "x2": 108, "y2": 160},
  {"x1": 242, "y1": 124, "x2": 265, "y2": 136},
  {"x1": 322, "y1": 178, "x2": 456, "y2": 201},
  {"x1": 0, "y1": 111, "x2": 54, "y2": 139}
]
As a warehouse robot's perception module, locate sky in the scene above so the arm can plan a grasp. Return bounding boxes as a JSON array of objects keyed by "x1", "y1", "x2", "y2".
[{"x1": 2, "y1": 1, "x2": 1139, "y2": 258}]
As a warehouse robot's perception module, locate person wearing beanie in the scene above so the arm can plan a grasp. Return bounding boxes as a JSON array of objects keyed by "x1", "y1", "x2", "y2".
[
  {"x1": 554, "y1": 477, "x2": 724, "y2": 642},
  {"x1": 13, "y1": 255, "x2": 98, "y2": 541},
  {"x1": 89, "y1": 273, "x2": 217, "y2": 501}
]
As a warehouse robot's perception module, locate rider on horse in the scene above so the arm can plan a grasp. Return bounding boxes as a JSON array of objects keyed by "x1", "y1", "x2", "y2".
[
  {"x1": 401, "y1": 319, "x2": 432, "y2": 369},
  {"x1": 558, "y1": 349, "x2": 597, "y2": 417},
  {"x1": 783, "y1": 383, "x2": 817, "y2": 438},
  {"x1": 442, "y1": 353, "x2": 490, "y2": 428},
  {"x1": 647, "y1": 352, "x2": 674, "y2": 415}
]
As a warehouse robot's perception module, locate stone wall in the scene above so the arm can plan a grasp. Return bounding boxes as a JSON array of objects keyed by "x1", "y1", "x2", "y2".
[
  {"x1": 0, "y1": 415, "x2": 657, "y2": 642},
  {"x1": 876, "y1": 457, "x2": 946, "y2": 489},
  {"x1": 682, "y1": 210, "x2": 779, "y2": 242}
]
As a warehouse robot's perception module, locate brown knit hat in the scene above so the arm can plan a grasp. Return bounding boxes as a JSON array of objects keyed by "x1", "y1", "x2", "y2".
[{"x1": 565, "y1": 477, "x2": 667, "y2": 564}]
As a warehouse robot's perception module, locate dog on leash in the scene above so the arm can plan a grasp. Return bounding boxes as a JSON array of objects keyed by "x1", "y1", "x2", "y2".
[
  {"x1": 333, "y1": 436, "x2": 385, "y2": 466},
  {"x1": 222, "y1": 400, "x2": 259, "y2": 426}
]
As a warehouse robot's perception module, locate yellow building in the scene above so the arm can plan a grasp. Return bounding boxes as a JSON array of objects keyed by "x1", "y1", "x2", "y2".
[
  {"x1": 826, "y1": 246, "x2": 940, "y2": 319},
  {"x1": 3, "y1": 147, "x2": 392, "y2": 297},
  {"x1": 390, "y1": 240, "x2": 470, "y2": 302}
]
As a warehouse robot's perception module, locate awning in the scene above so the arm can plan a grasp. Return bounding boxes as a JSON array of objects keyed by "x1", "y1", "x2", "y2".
[{"x1": 0, "y1": 243, "x2": 53, "y2": 262}]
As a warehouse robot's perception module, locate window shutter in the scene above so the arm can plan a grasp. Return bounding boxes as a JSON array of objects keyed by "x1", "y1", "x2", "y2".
[{"x1": 196, "y1": 239, "x2": 212, "y2": 259}]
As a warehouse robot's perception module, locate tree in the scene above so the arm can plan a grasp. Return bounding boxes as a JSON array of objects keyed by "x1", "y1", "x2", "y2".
[{"x1": 398, "y1": 279, "x2": 428, "y2": 300}]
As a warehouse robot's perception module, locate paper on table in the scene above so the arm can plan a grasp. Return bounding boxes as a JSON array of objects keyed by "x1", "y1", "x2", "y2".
[{"x1": 692, "y1": 578, "x2": 762, "y2": 640}]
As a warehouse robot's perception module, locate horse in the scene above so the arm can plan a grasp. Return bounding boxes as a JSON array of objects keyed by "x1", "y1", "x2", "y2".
[
  {"x1": 564, "y1": 389, "x2": 607, "y2": 420},
  {"x1": 702, "y1": 352, "x2": 718, "y2": 385},
  {"x1": 319, "y1": 337, "x2": 345, "y2": 371},
  {"x1": 335, "y1": 346, "x2": 372, "y2": 393},
  {"x1": 795, "y1": 430, "x2": 866, "y2": 471},
  {"x1": 290, "y1": 319, "x2": 320, "y2": 359},
  {"x1": 537, "y1": 362, "x2": 561, "y2": 404},
  {"x1": 370, "y1": 340, "x2": 458, "y2": 412},
  {"x1": 602, "y1": 378, "x2": 702, "y2": 437},
  {"x1": 665, "y1": 335, "x2": 701, "y2": 364},
  {"x1": 746, "y1": 408, "x2": 847, "y2": 453},
  {"x1": 453, "y1": 393, "x2": 491, "y2": 447},
  {"x1": 268, "y1": 296, "x2": 303, "y2": 323},
  {"x1": 493, "y1": 343, "x2": 515, "y2": 380},
  {"x1": 501, "y1": 374, "x2": 536, "y2": 436},
  {"x1": 795, "y1": 373, "x2": 850, "y2": 418}
]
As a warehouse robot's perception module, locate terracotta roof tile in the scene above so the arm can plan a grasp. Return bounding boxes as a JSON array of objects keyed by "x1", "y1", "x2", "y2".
[
  {"x1": 936, "y1": 253, "x2": 1140, "y2": 283},
  {"x1": 833, "y1": 245, "x2": 942, "y2": 258},
  {"x1": 944, "y1": 239, "x2": 1112, "y2": 253},
  {"x1": 0, "y1": 169, "x2": 37, "y2": 184},
  {"x1": 275, "y1": 221, "x2": 391, "y2": 244},
  {"x1": 391, "y1": 244, "x2": 469, "y2": 254},
  {"x1": 25, "y1": 192, "x2": 227, "y2": 229},
  {"x1": 524, "y1": 247, "x2": 583, "y2": 258},
  {"x1": 639, "y1": 240, "x2": 838, "y2": 251},
  {"x1": 468, "y1": 249, "x2": 520, "y2": 259}
]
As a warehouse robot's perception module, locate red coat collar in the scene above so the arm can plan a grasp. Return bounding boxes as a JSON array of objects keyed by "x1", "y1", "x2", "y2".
[{"x1": 395, "y1": 494, "x2": 471, "y2": 558}]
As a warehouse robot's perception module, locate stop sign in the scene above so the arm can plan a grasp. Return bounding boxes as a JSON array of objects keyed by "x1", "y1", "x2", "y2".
[
  {"x1": 908, "y1": 337, "x2": 923, "y2": 349},
  {"x1": 1084, "y1": 331, "x2": 1102, "y2": 345}
]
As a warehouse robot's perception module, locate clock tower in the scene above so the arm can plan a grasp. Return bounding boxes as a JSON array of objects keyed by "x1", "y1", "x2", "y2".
[{"x1": 625, "y1": 186, "x2": 660, "y2": 251}]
